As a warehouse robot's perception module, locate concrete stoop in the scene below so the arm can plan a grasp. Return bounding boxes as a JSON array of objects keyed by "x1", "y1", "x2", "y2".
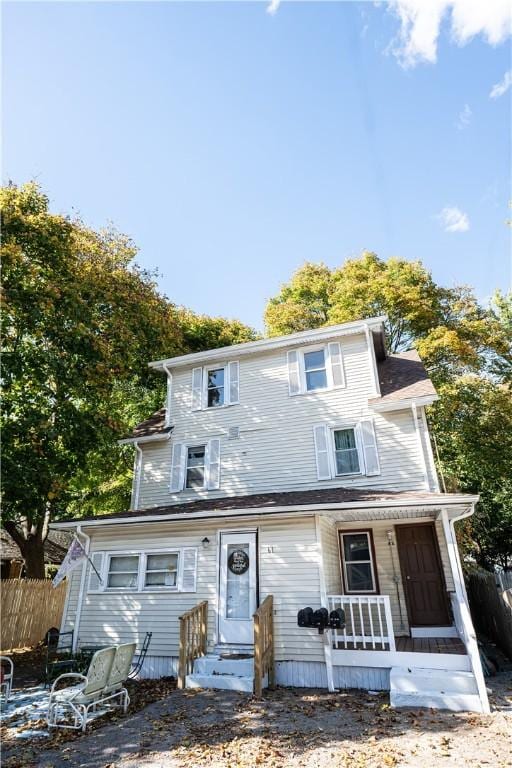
[
  {"x1": 186, "y1": 653, "x2": 256, "y2": 693},
  {"x1": 390, "y1": 666, "x2": 483, "y2": 713}
]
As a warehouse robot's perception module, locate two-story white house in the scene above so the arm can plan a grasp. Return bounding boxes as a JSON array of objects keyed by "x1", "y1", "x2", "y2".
[{"x1": 54, "y1": 317, "x2": 489, "y2": 713}]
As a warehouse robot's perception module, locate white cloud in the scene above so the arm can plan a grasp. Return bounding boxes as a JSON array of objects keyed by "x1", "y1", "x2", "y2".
[
  {"x1": 266, "y1": 0, "x2": 280, "y2": 16},
  {"x1": 456, "y1": 103, "x2": 472, "y2": 130},
  {"x1": 490, "y1": 69, "x2": 512, "y2": 99},
  {"x1": 437, "y1": 206, "x2": 470, "y2": 233},
  {"x1": 388, "y1": 0, "x2": 512, "y2": 68}
]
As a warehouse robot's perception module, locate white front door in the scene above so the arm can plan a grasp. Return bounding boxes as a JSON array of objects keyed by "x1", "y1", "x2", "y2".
[{"x1": 218, "y1": 532, "x2": 257, "y2": 645}]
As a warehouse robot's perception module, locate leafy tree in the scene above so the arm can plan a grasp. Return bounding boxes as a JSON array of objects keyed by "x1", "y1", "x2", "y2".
[
  {"x1": 1, "y1": 182, "x2": 256, "y2": 576},
  {"x1": 265, "y1": 252, "x2": 510, "y2": 384},
  {"x1": 430, "y1": 377, "x2": 512, "y2": 570}
]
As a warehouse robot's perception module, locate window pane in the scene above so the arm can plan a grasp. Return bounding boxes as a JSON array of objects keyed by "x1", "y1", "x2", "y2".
[
  {"x1": 146, "y1": 554, "x2": 178, "y2": 572},
  {"x1": 208, "y1": 368, "x2": 224, "y2": 388},
  {"x1": 109, "y1": 555, "x2": 139, "y2": 573},
  {"x1": 305, "y1": 369, "x2": 327, "y2": 391},
  {"x1": 186, "y1": 467, "x2": 204, "y2": 489},
  {"x1": 346, "y1": 563, "x2": 373, "y2": 592},
  {"x1": 334, "y1": 429, "x2": 356, "y2": 450},
  {"x1": 304, "y1": 350, "x2": 325, "y2": 371},
  {"x1": 207, "y1": 386, "x2": 224, "y2": 407},
  {"x1": 187, "y1": 447, "x2": 205, "y2": 466},
  {"x1": 107, "y1": 572, "x2": 138, "y2": 589},
  {"x1": 335, "y1": 448, "x2": 360, "y2": 475},
  {"x1": 343, "y1": 534, "x2": 370, "y2": 562},
  {"x1": 145, "y1": 570, "x2": 177, "y2": 587}
]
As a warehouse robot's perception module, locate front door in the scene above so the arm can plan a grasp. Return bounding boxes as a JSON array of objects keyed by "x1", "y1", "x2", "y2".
[
  {"x1": 218, "y1": 532, "x2": 257, "y2": 645},
  {"x1": 395, "y1": 523, "x2": 451, "y2": 627}
]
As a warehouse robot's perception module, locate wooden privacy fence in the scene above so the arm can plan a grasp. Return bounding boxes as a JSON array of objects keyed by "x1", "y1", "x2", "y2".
[
  {"x1": 1, "y1": 579, "x2": 67, "y2": 651},
  {"x1": 178, "y1": 600, "x2": 208, "y2": 689},
  {"x1": 466, "y1": 570, "x2": 512, "y2": 660},
  {"x1": 253, "y1": 594, "x2": 275, "y2": 697}
]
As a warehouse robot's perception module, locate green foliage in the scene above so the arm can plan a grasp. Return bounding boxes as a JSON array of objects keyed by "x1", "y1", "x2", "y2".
[
  {"x1": 1, "y1": 182, "x2": 255, "y2": 573},
  {"x1": 430, "y1": 377, "x2": 512, "y2": 569}
]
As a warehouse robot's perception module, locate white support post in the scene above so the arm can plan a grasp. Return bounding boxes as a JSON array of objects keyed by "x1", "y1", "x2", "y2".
[
  {"x1": 383, "y1": 596, "x2": 396, "y2": 651},
  {"x1": 315, "y1": 515, "x2": 336, "y2": 692}
]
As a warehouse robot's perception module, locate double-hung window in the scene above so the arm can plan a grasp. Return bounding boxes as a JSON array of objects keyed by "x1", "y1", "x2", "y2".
[
  {"x1": 107, "y1": 554, "x2": 140, "y2": 590},
  {"x1": 186, "y1": 446, "x2": 206, "y2": 489},
  {"x1": 191, "y1": 362, "x2": 239, "y2": 411},
  {"x1": 303, "y1": 349, "x2": 328, "y2": 391},
  {"x1": 340, "y1": 531, "x2": 378, "y2": 594},
  {"x1": 144, "y1": 553, "x2": 179, "y2": 589},
  {"x1": 206, "y1": 368, "x2": 225, "y2": 407},
  {"x1": 333, "y1": 428, "x2": 360, "y2": 475}
]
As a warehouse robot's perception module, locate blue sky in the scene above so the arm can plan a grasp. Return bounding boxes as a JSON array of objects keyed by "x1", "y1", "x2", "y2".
[{"x1": 3, "y1": 1, "x2": 511, "y2": 330}]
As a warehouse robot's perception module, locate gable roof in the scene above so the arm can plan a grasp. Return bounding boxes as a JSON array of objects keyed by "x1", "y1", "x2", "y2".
[
  {"x1": 53, "y1": 486, "x2": 477, "y2": 528},
  {"x1": 371, "y1": 350, "x2": 437, "y2": 404},
  {"x1": 122, "y1": 408, "x2": 171, "y2": 441}
]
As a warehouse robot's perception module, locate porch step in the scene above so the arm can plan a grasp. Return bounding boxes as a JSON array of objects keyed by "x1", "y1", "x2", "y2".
[
  {"x1": 185, "y1": 654, "x2": 256, "y2": 693},
  {"x1": 390, "y1": 666, "x2": 483, "y2": 713}
]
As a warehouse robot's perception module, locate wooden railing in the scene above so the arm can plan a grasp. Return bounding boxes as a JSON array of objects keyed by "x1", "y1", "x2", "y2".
[
  {"x1": 327, "y1": 595, "x2": 396, "y2": 651},
  {"x1": 253, "y1": 595, "x2": 275, "y2": 697},
  {"x1": 178, "y1": 600, "x2": 208, "y2": 689}
]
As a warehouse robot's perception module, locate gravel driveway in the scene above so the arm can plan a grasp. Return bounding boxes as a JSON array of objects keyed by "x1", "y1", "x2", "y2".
[{"x1": 3, "y1": 669, "x2": 511, "y2": 768}]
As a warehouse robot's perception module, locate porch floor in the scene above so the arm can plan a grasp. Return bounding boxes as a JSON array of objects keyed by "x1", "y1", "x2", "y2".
[{"x1": 333, "y1": 637, "x2": 467, "y2": 654}]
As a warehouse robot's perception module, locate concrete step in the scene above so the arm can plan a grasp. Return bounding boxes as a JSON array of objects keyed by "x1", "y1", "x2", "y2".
[
  {"x1": 390, "y1": 666, "x2": 483, "y2": 713},
  {"x1": 186, "y1": 673, "x2": 254, "y2": 692},
  {"x1": 194, "y1": 655, "x2": 254, "y2": 677}
]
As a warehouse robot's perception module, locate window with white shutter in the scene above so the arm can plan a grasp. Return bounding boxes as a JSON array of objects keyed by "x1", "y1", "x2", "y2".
[
  {"x1": 170, "y1": 442, "x2": 186, "y2": 492},
  {"x1": 205, "y1": 438, "x2": 221, "y2": 490},
  {"x1": 326, "y1": 342, "x2": 345, "y2": 388},
  {"x1": 313, "y1": 424, "x2": 332, "y2": 480},
  {"x1": 359, "y1": 419, "x2": 380, "y2": 476},
  {"x1": 180, "y1": 548, "x2": 198, "y2": 592},
  {"x1": 87, "y1": 552, "x2": 105, "y2": 593},
  {"x1": 288, "y1": 342, "x2": 345, "y2": 395},
  {"x1": 191, "y1": 367, "x2": 203, "y2": 410}
]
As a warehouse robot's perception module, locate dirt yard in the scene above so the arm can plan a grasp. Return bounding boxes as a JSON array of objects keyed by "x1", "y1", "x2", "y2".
[{"x1": 2, "y1": 666, "x2": 511, "y2": 768}]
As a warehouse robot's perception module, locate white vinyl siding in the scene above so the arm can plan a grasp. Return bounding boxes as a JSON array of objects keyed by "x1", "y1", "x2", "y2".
[{"x1": 138, "y1": 333, "x2": 428, "y2": 509}]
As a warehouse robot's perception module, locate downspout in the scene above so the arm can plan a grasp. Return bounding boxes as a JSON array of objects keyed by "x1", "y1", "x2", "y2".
[
  {"x1": 411, "y1": 402, "x2": 429, "y2": 489},
  {"x1": 364, "y1": 324, "x2": 380, "y2": 397},
  {"x1": 163, "y1": 363, "x2": 173, "y2": 428},
  {"x1": 132, "y1": 442, "x2": 143, "y2": 511},
  {"x1": 440, "y1": 506, "x2": 490, "y2": 714},
  {"x1": 72, "y1": 525, "x2": 91, "y2": 653}
]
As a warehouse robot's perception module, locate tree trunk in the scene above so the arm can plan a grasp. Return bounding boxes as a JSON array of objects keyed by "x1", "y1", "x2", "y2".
[{"x1": 3, "y1": 520, "x2": 47, "y2": 579}]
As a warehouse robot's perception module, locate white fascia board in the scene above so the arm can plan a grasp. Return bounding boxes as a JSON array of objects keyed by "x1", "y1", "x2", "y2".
[
  {"x1": 149, "y1": 317, "x2": 387, "y2": 372},
  {"x1": 117, "y1": 432, "x2": 171, "y2": 446},
  {"x1": 368, "y1": 395, "x2": 439, "y2": 412},
  {"x1": 50, "y1": 493, "x2": 478, "y2": 530}
]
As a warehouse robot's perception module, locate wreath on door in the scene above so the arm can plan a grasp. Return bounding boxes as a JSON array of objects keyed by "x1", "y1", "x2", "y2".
[{"x1": 228, "y1": 549, "x2": 249, "y2": 575}]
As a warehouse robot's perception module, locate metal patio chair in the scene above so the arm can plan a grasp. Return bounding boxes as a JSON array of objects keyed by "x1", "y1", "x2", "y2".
[
  {"x1": 128, "y1": 632, "x2": 152, "y2": 679},
  {"x1": 0, "y1": 656, "x2": 14, "y2": 701},
  {"x1": 45, "y1": 629, "x2": 77, "y2": 686}
]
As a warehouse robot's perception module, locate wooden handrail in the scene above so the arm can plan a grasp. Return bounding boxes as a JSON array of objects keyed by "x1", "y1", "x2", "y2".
[
  {"x1": 253, "y1": 595, "x2": 275, "y2": 697},
  {"x1": 178, "y1": 600, "x2": 208, "y2": 689}
]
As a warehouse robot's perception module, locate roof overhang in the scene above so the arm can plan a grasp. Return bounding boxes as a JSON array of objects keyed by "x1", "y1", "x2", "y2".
[
  {"x1": 368, "y1": 395, "x2": 439, "y2": 412},
  {"x1": 117, "y1": 431, "x2": 172, "y2": 446},
  {"x1": 149, "y1": 317, "x2": 387, "y2": 372},
  {"x1": 51, "y1": 493, "x2": 478, "y2": 530}
]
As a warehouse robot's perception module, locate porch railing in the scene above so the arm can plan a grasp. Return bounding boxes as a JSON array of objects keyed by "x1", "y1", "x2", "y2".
[
  {"x1": 253, "y1": 595, "x2": 275, "y2": 697},
  {"x1": 178, "y1": 600, "x2": 208, "y2": 689},
  {"x1": 327, "y1": 595, "x2": 396, "y2": 651}
]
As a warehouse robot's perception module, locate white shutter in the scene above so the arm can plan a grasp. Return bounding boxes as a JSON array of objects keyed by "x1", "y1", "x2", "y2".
[
  {"x1": 205, "y1": 438, "x2": 221, "y2": 490},
  {"x1": 228, "y1": 361, "x2": 239, "y2": 405},
  {"x1": 170, "y1": 442, "x2": 186, "y2": 492},
  {"x1": 87, "y1": 552, "x2": 104, "y2": 593},
  {"x1": 359, "y1": 419, "x2": 380, "y2": 476},
  {"x1": 327, "y1": 342, "x2": 345, "y2": 388},
  {"x1": 313, "y1": 424, "x2": 331, "y2": 480},
  {"x1": 287, "y1": 350, "x2": 301, "y2": 395},
  {"x1": 191, "y1": 367, "x2": 203, "y2": 410},
  {"x1": 180, "y1": 548, "x2": 198, "y2": 592}
]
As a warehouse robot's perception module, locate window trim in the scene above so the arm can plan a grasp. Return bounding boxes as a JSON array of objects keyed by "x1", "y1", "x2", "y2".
[
  {"x1": 185, "y1": 444, "x2": 207, "y2": 491},
  {"x1": 338, "y1": 529, "x2": 379, "y2": 595},
  {"x1": 299, "y1": 344, "x2": 329, "y2": 393},
  {"x1": 329, "y1": 424, "x2": 363, "y2": 478},
  {"x1": 204, "y1": 365, "x2": 226, "y2": 409},
  {"x1": 98, "y1": 548, "x2": 187, "y2": 593}
]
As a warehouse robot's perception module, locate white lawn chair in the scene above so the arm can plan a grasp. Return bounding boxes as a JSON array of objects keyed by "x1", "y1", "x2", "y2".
[
  {"x1": 47, "y1": 646, "x2": 116, "y2": 732},
  {"x1": 103, "y1": 642, "x2": 137, "y2": 711},
  {"x1": 0, "y1": 657, "x2": 13, "y2": 701}
]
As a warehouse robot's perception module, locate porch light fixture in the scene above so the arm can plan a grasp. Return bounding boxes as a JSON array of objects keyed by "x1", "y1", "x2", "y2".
[{"x1": 201, "y1": 537, "x2": 210, "y2": 549}]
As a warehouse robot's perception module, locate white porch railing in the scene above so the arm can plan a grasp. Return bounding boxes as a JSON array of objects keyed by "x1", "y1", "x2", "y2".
[{"x1": 327, "y1": 595, "x2": 396, "y2": 651}]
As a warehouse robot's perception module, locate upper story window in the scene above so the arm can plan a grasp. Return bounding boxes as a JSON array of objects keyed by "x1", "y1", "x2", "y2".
[
  {"x1": 303, "y1": 349, "x2": 327, "y2": 391},
  {"x1": 186, "y1": 445, "x2": 206, "y2": 489},
  {"x1": 191, "y1": 361, "x2": 239, "y2": 411},
  {"x1": 207, "y1": 368, "x2": 225, "y2": 407},
  {"x1": 287, "y1": 341, "x2": 345, "y2": 396},
  {"x1": 333, "y1": 428, "x2": 360, "y2": 475}
]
